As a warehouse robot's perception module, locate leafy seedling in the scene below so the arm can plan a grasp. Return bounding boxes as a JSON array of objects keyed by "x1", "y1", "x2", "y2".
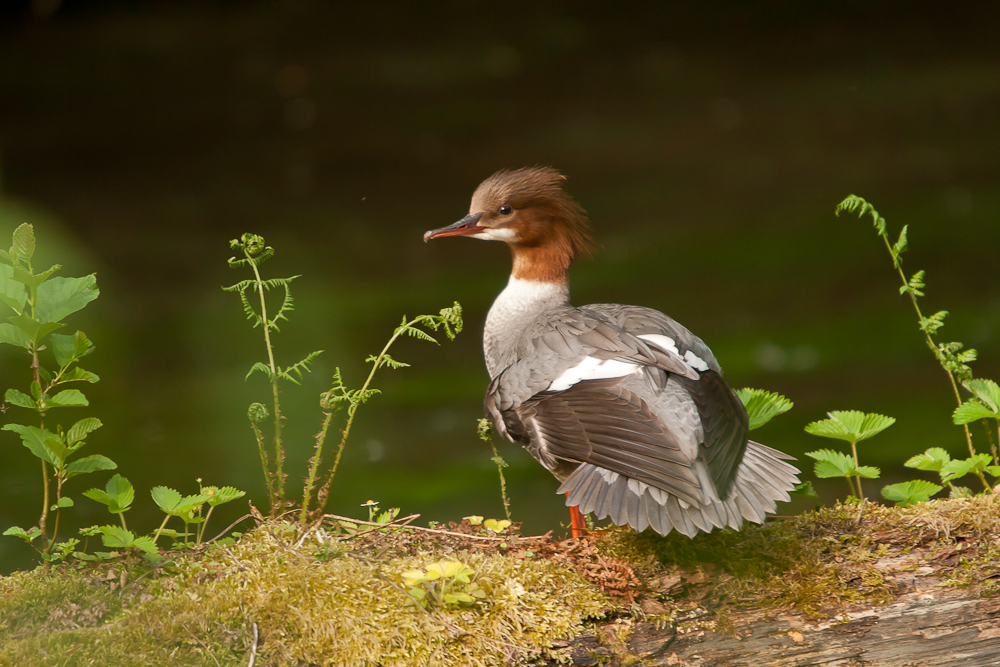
[
  {"x1": 401, "y1": 561, "x2": 488, "y2": 609},
  {"x1": 805, "y1": 410, "x2": 894, "y2": 500},
  {"x1": 83, "y1": 473, "x2": 135, "y2": 530}
]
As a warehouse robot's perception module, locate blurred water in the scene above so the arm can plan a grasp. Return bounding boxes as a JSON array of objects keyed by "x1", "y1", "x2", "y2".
[{"x1": 1, "y1": 2, "x2": 999, "y2": 572}]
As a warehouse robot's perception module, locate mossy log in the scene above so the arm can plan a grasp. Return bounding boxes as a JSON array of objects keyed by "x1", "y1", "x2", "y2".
[
  {"x1": 545, "y1": 495, "x2": 1000, "y2": 667},
  {"x1": 558, "y1": 587, "x2": 1000, "y2": 666}
]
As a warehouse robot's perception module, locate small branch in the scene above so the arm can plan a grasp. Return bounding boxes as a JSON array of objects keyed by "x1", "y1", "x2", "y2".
[{"x1": 247, "y1": 622, "x2": 259, "y2": 667}]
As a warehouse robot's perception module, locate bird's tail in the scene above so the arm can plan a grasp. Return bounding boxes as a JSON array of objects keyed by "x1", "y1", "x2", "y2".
[{"x1": 557, "y1": 441, "x2": 799, "y2": 538}]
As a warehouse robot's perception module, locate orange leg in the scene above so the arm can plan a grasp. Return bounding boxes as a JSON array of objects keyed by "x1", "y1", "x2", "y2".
[{"x1": 567, "y1": 492, "x2": 587, "y2": 538}]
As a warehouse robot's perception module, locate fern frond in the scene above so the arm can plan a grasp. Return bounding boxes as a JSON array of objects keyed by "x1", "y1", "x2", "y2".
[
  {"x1": 277, "y1": 350, "x2": 323, "y2": 385},
  {"x1": 222, "y1": 279, "x2": 256, "y2": 293},
  {"x1": 400, "y1": 324, "x2": 437, "y2": 343},
  {"x1": 237, "y1": 289, "x2": 263, "y2": 327},
  {"x1": 245, "y1": 362, "x2": 274, "y2": 381},
  {"x1": 836, "y1": 195, "x2": 885, "y2": 234}
]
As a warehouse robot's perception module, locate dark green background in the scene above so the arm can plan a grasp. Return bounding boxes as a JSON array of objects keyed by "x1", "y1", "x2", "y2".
[{"x1": 1, "y1": 1, "x2": 998, "y2": 573}]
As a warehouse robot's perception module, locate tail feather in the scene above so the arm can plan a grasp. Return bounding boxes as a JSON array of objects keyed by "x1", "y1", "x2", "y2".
[{"x1": 557, "y1": 440, "x2": 800, "y2": 537}]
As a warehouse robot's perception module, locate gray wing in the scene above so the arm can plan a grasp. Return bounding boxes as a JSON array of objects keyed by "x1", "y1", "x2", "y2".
[
  {"x1": 585, "y1": 304, "x2": 748, "y2": 494},
  {"x1": 492, "y1": 306, "x2": 699, "y2": 413}
]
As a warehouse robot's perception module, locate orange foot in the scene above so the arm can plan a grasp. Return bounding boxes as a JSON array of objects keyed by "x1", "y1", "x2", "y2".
[{"x1": 567, "y1": 492, "x2": 587, "y2": 538}]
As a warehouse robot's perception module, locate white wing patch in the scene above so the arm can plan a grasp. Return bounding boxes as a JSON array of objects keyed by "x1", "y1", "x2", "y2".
[
  {"x1": 684, "y1": 350, "x2": 710, "y2": 372},
  {"x1": 548, "y1": 356, "x2": 639, "y2": 391},
  {"x1": 639, "y1": 333, "x2": 709, "y2": 374},
  {"x1": 638, "y1": 333, "x2": 679, "y2": 355}
]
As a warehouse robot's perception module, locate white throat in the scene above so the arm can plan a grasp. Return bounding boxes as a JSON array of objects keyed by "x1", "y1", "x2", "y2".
[{"x1": 483, "y1": 277, "x2": 569, "y2": 379}]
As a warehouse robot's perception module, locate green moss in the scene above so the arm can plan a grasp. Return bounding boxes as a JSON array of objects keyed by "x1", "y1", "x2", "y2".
[{"x1": 0, "y1": 523, "x2": 608, "y2": 667}]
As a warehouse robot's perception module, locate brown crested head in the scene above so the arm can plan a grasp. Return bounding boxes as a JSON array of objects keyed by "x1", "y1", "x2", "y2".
[{"x1": 469, "y1": 167, "x2": 593, "y2": 281}]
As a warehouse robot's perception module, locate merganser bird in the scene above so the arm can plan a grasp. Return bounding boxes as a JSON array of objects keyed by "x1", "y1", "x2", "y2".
[{"x1": 424, "y1": 167, "x2": 799, "y2": 538}]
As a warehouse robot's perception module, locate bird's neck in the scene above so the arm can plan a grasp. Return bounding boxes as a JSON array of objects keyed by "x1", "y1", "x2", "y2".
[{"x1": 483, "y1": 275, "x2": 570, "y2": 379}]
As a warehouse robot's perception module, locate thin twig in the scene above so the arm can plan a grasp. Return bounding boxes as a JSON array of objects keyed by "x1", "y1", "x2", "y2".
[
  {"x1": 247, "y1": 622, "x2": 259, "y2": 667},
  {"x1": 323, "y1": 513, "x2": 547, "y2": 542}
]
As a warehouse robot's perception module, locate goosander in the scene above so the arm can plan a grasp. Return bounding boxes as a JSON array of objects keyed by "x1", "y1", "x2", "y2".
[{"x1": 424, "y1": 167, "x2": 799, "y2": 538}]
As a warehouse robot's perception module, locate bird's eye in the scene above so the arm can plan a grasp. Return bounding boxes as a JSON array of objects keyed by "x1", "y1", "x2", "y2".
[{"x1": 499, "y1": 205, "x2": 512, "y2": 215}]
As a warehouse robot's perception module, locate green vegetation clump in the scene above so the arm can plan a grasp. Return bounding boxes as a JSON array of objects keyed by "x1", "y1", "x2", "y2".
[{"x1": 0, "y1": 521, "x2": 608, "y2": 667}]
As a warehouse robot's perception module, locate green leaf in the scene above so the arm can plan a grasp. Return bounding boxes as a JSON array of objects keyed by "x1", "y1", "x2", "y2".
[
  {"x1": 805, "y1": 449, "x2": 879, "y2": 479},
  {"x1": 84, "y1": 473, "x2": 134, "y2": 513},
  {"x1": 130, "y1": 536, "x2": 159, "y2": 554},
  {"x1": 804, "y1": 410, "x2": 896, "y2": 443},
  {"x1": 4, "y1": 388, "x2": 36, "y2": 410},
  {"x1": 151, "y1": 486, "x2": 209, "y2": 516},
  {"x1": 54, "y1": 497, "x2": 75, "y2": 509},
  {"x1": 99, "y1": 525, "x2": 136, "y2": 549},
  {"x1": 880, "y1": 480, "x2": 943, "y2": 507},
  {"x1": 6, "y1": 314, "x2": 64, "y2": 342},
  {"x1": 891, "y1": 224, "x2": 908, "y2": 261},
  {"x1": 2, "y1": 423, "x2": 63, "y2": 466},
  {"x1": 790, "y1": 481, "x2": 818, "y2": 498},
  {"x1": 855, "y1": 466, "x2": 881, "y2": 479},
  {"x1": 940, "y1": 454, "x2": 994, "y2": 483},
  {"x1": 964, "y1": 379, "x2": 1000, "y2": 413},
  {"x1": 0, "y1": 322, "x2": 31, "y2": 348},
  {"x1": 67, "y1": 417, "x2": 103, "y2": 446},
  {"x1": 736, "y1": 388, "x2": 794, "y2": 430},
  {"x1": 61, "y1": 367, "x2": 100, "y2": 383},
  {"x1": 805, "y1": 449, "x2": 855, "y2": 478},
  {"x1": 35, "y1": 275, "x2": 99, "y2": 324},
  {"x1": 65, "y1": 455, "x2": 117, "y2": 480},
  {"x1": 953, "y1": 401, "x2": 997, "y2": 425},
  {"x1": 905, "y1": 447, "x2": 951, "y2": 472},
  {"x1": 201, "y1": 486, "x2": 246, "y2": 507},
  {"x1": 51, "y1": 332, "x2": 86, "y2": 368},
  {"x1": 0, "y1": 263, "x2": 28, "y2": 313},
  {"x1": 47, "y1": 389, "x2": 89, "y2": 407},
  {"x1": 11, "y1": 223, "x2": 35, "y2": 265}
]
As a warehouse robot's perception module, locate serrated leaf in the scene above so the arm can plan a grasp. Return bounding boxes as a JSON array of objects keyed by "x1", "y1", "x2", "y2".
[
  {"x1": 891, "y1": 224, "x2": 908, "y2": 260},
  {"x1": 103, "y1": 474, "x2": 134, "y2": 513},
  {"x1": 47, "y1": 388, "x2": 89, "y2": 408},
  {"x1": 905, "y1": 447, "x2": 951, "y2": 471},
  {"x1": 953, "y1": 401, "x2": 996, "y2": 425},
  {"x1": 201, "y1": 486, "x2": 245, "y2": 506},
  {"x1": 938, "y1": 455, "x2": 992, "y2": 483},
  {"x1": 130, "y1": 536, "x2": 159, "y2": 554},
  {"x1": 99, "y1": 525, "x2": 136, "y2": 548},
  {"x1": 736, "y1": 388, "x2": 794, "y2": 430},
  {"x1": 4, "y1": 388, "x2": 36, "y2": 409},
  {"x1": 804, "y1": 410, "x2": 895, "y2": 443},
  {"x1": 6, "y1": 314, "x2": 64, "y2": 342},
  {"x1": 67, "y1": 417, "x2": 103, "y2": 446},
  {"x1": 3, "y1": 526, "x2": 29, "y2": 539},
  {"x1": 880, "y1": 480, "x2": 943, "y2": 507},
  {"x1": 11, "y1": 223, "x2": 35, "y2": 264},
  {"x1": 151, "y1": 486, "x2": 208, "y2": 515},
  {"x1": 0, "y1": 322, "x2": 31, "y2": 348},
  {"x1": 2, "y1": 423, "x2": 63, "y2": 466},
  {"x1": 805, "y1": 449, "x2": 856, "y2": 478},
  {"x1": 791, "y1": 481, "x2": 818, "y2": 497},
  {"x1": 964, "y1": 379, "x2": 1000, "y2": 413},
  {"x1": 0, "y1": 263, "x2": 28, "y2": 313},
  {"x1": 65, "y1": 455, "x2": 117, "y2": 480},
  {"x1": 855, "y1": 465, "x2": 881, "y2": 479},
  {"x1": 35, "y1": 275, "x2": 99, "y2": 324},
  {"x1": 61, "y1": 367, "x2": 99, "y2": 383}
]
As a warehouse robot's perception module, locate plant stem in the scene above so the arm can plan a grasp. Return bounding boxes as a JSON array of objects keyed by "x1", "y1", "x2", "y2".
[
  {"x1": 247, "y1": 250, "x2": 285, "y2": 513},
  {"x1": 875, "y1": 225, "x2": 989, "y2": 491},
  {"x1": 250, "y1": 420, "x2": 276, "y2": 510},
  {"x1": 300, "y1": 408, "x2": 335, "y2": 524},
  {"x1": 152, "y1": 514, "x2": 171, "y2": 543},
  {"x1": 314, "y1": 319, "x2": 414, "y2": 515}
]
